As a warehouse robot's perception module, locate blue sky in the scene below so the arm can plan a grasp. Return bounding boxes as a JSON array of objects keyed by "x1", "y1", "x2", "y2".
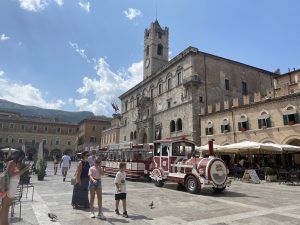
[{"x1": 0, "y1": 0, "x2": 299, "y2": 116}]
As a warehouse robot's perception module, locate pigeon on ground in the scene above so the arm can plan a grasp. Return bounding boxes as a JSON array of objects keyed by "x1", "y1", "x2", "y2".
[
  {"x1": 149, "y1": 201, "x2": 154, "y2": 209},
  {"x1": 48, "y1": 213, "x2": 58, "y2": 221}
]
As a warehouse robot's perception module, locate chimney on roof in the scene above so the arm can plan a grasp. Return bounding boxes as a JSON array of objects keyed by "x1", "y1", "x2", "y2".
[
  {"x1": 294, "y1": 68, "x2": 296, "y2": 71},
  {"x1": 288, "y1": 68, "x2": 291, "y2": 72}
]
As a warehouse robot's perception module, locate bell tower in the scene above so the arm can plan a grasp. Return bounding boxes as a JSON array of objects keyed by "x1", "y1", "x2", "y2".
[{"x1": 143, "y1": 20, "x2": 169, "y2": 80}]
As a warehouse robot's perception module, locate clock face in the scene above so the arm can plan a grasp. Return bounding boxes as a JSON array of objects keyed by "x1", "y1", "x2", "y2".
[{"x1": 145, "y1": 58, "x2": 150, "y2": 68}]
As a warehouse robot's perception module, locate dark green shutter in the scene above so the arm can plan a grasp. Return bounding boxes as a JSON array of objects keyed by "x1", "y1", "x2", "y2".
[
  {"x1": 246, "y1": 121, "x2": 249, "y2": 129},
  {"x1": 221, "y1": 125, "x2": 224, "y2": 133},
  {"x1": 238, "y1": 122, "x2": 241, "y2": 131},
  {"x1": 283, "y1": 115, "x2": 288, "y2": 125},
  {"x1": 227, "y1": 125, "x2": 230, "y2": 132},
  {"x1": 205, "y1": 128, "x2": 208, "y2": 135},
  {"x1": 266, "y1": 118, "x2": 271, "y2": 127},
  {"x1": 258, "y1": 119, "x2": 262, "y2": 129},
  {"x1": 295, "y1": 113, "x2": 300, "y2": 124}
]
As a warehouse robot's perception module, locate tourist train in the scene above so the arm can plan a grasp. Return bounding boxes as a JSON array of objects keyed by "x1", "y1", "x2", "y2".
[
  {"x1": 150, "y1": 136, "x2": 231, "y2": 193},
  {"x1": 100, "y1": 136, "x2": 231, "y2": 193}
]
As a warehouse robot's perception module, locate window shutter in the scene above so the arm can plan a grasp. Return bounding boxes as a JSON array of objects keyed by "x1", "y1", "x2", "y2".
[
  {"x1": 258, "y1": 119, "x2": 262, "y2": 129},
  {"x1": 295, "y1": 113, "x2": 300, "y2": 124},
  {"x1": 238, "y1": 122, "x2": 241, "y2": 131},
  {"x1": 266, "y1": 118, "x2": 271, "y2": 127},
  {"x1": 283, "y1": 115, "x2": 288, "y2": 125},
  {"x1": 205, "y1": 128, "x2": 208, "y2": 135},
  {"x1": 221, "y1": 125, "x2": 224, "y2": 133},
  {"x1": 227, "y1": 125, "x2": 230, "y2": 132},
  {"x1": 246, "y1": 121, "x2": 249, "y2": 129}
]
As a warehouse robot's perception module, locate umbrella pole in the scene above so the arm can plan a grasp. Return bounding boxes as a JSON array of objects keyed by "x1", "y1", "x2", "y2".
[{"x1": 281, "y1": 153, "x2": 286, "y2": 168}]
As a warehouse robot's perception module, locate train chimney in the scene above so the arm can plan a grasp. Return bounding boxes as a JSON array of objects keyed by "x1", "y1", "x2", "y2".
[{"x1": 207, "y1": 135, "x2": 215, "y2": 157}]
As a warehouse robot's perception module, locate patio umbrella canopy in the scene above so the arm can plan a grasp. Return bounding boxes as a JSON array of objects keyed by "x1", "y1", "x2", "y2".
[
  {"x1": 198, "y1": 141, "x2": 300, "y2": 154},
  {"x1": 0, "y1": 147, "x2": 18, "y2": 153}
]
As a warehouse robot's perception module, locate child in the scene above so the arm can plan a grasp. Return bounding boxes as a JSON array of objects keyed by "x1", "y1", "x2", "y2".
[
  {"x1": 88, "y1": 157, "x2": 106, "y2": 220},
  {"x1": 114, "y1": 162, "x2": 128, "y2": 218}
]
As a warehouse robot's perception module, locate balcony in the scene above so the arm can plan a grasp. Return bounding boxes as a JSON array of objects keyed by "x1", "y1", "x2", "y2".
[{"x1": 183, "y1": 75, "x2": 201, "y2": 86}]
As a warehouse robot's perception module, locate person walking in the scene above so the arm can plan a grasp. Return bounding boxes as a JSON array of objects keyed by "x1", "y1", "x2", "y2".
[
  {"x1": 71, "y1": 150, "x2": 90, "y2": 209},
  {"x1": 0, "y1": 150, "x2": 30, "y2": 225},
  {"x1": 88, "y1": 156, "x2": 106, "y2": 220},
  {"x1": 60, "y1": 152, "x2": 71, "y2": 182},
  {"x1": 88, "y1": 150, "x2": 97, "y2": 167},
  {"x1": 114, "y1": 162, "x2": 128, "y2": 218},
  {"x1": 53, "y1": 154, "x2": 60, "y2": 175}
]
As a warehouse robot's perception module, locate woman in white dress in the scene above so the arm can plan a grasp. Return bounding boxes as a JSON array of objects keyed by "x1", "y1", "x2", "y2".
[{"x1": 0, "y1": 150, "x2": 29, "y2": 225}]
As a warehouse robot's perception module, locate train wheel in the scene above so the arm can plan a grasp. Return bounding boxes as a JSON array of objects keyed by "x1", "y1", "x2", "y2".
[
  {"x1": 212, "y1": 187, "x2": 226, "y2": 193},
  {"x1": 185, "y1": 176, "x2": 200, "y2": 194},
  {"x1": 153, "y1": 180, "x2": 164, "y2": 187}
]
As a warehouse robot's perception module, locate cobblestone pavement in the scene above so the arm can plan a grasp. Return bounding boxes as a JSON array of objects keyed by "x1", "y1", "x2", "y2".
[{"x1": 9, "y1": 163, "x2": 300, "y2": 225}]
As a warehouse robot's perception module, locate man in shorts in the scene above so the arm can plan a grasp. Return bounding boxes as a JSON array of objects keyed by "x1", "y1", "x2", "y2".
[{"x1": 60, "y1": 152, "x2": 71, "y2": 182}]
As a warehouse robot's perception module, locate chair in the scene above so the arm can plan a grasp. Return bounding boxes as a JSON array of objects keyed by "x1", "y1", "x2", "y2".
[
  {"x1": 10, "y1": 185, "x2": 23, "y2": 220},
  {"x1": 289, "y1": 169, "x2": 299, "y2": 185},
  {"x1": 19, "y1": 177, "x2": 34, "y2": 201},
  {"x1": 278, "y1": 169, "x2": 289, "y2": 184},
  {"x1": 257, "y1": 168, "x2": 265, "y2": 180}
]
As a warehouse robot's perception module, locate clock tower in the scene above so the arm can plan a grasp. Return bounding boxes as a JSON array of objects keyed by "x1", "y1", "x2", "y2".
[{"x1": 143, "y1": 20, "x2": 169, "y2": 80}]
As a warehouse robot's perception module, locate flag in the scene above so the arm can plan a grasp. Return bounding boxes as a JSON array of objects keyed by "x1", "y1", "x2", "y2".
[{"x1": 111, "y1": 103, "x2": 117, "y2": 112}]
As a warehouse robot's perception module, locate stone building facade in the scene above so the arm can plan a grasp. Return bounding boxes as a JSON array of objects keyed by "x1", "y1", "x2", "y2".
[
  {"x1": 0, "y1": 111, "x2": 78, "y2": 159},
  {"x1": 119, "y1": 20, "x2": 274, "y2": 145},
  {"x1": 77, "y1": 116, "x2": 111, "y2": 152},
  {"x1": 100, "y1": 114, "x2": 121, "y2": 148},
  {"x1": 200, "y1": 69, "x2": 300, "y2": 146}
]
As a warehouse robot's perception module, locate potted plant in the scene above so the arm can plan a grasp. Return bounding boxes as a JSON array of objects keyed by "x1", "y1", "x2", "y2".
[
  {"x1": 37, "y1": 159, "x2": 47, "y2": 181},
  {"x1": 288, "y1": 121, "x2": 295, "y2": 126},
  {"x1": 265, "y1": 167, "x2": 277, "y2": 182}
]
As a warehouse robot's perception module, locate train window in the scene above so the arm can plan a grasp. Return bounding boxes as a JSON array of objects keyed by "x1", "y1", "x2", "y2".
[
  {"x1": 154, "y1": 143, "x2": 161, "y2": 156},
  {"x1": 162, "y1": 146, "x2": 169, "y2": 156}
]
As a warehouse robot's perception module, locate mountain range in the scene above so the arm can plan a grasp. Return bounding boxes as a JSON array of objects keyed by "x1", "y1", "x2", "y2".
[{"x1": 0, "y1": 99, "x2": 95, "y2": 124}]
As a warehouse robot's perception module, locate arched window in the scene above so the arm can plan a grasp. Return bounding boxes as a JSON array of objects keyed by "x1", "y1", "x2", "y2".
[
  {"x1": 238, "y1": 114, "x2": 249, "y2": 131},
  {"x1": 283, "y1": 105, "x2": 299, "y2": 125},
  {"x1": 157, "y1": 44, "x2": 163, "y2": 56},
  {"x1": 170, "y1": 120, "x2": 175, "y2": 133},
  {"x1": 221, "y1": 118, "x2": 230, "y2": 133},
  {"x1": 258, "y1": 110, "x2": 271, "y2": 128},
  {"x1": 130, "y1": 132, "x2": 133, "y2": 141},
  {"x1": 146, "y1": 45, "x2": 149, "y2": 56},
  {"x1": 176, "y1": 118, "x2": 182, "y2": 131},
  {"x1": 205, "y1": 120, "x2": 213, "y2": 135},
  {"x1": 134, "y1": 131, "x2": 137, "y2": 140}
]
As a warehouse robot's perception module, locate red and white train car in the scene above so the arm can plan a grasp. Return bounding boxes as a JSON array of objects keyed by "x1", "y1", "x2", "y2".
[
  {"x1": 150, "y1": 137, "x2": 231, "y2": 193},
  {"x1": 102, "y1": 143, "x2": 153, "y2": 179}
]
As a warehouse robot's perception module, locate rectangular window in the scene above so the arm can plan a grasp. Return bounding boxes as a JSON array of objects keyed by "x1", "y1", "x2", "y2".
[
  {"x1": 125, "y1": 101, "x2": 128, "y2": 111},
  {"x1": 33, "y1": 125, "x2": 37, "y2": 131},
  {"x1": 0, "y1": 138, "x2": 2, "y2": 143},
  {"x1": 90, "y1": 136, "x2": 96, "y2": 142},
  {"x1": 21, "y1": 124, "x2": 25, "y2": 130},
  {"x1": 18, "y1": 138, "x2": 23, "y2": 143},
  {"x1": 242, "y1": 81, "x2": 248, "y2": 95},
  {"x1": 124, "y1": 136, "x2": 126, "y2": 141},
  {"x1": 68, "y1": 128, "x2": 72, "y2": 134},
  {"x1": 67, "y1": 140, "x2": 71, "y2": 145},
  {"x1": 55, "y1": 140, "x2": 59, "y2": 145},
  {"x1": 221, "y1": 125, "x2": 230, "y2": 133},
  {"x1": 44, "y1": 126, "x2": 48, "y2": 132},
  {"x1": 150, "y1": 89, "x2": 154, "y2": 99},
  {"x1": 92, "y1": 125, "x2": 96, "y2": 131},
  {"x1": 225, "y1": 79, "x2": 230, "y2": 90},
  {"x1": 167, "y1": 78, "x2": 172, "y2": 90},
  {"x1": 177, "y1": 72, "x2": 182, "y2": 85},
  {"x1": 205, "y1": 128, "x2": 213, "y2": 135},
  {"x1": 43, "y1": 139, "x2": 47, "y2": 145},
  {"x1": 56, "y1": 127, "x2": 61, "y2": 133},
  {"x1": 0, "y1": 123, "x2": 3, "y2": 129},
  {"x1": 167, "y1": 100, "x2": 171, "y2": 109},
  {"x1": 159, "y1": 84, "x2": 163, "y2": 95},
  {"x1": 10, "y1": 123, "x2": 14, "y2": 129}
]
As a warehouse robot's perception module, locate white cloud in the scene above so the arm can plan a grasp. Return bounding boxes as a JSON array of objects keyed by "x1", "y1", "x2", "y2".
[
  {"x1": 75, "y1": 58, "x2": 143, "y2": 115},
  {"x1": 18, "y1": 0, "x2": 63, "y2": 12},
  {"x1": 0, "y1": 34, "x2": 10, "y2": 41},
  {"x1": 55, "y1": 0, "x2": 63, "y2": 6},
  {"x1": 0, "y1": 70, "x2": 65, "y2": 109},
  {"x1": 69, "y1": 42, "x2": 91, "y2": 63},
  {"x1": 78, "y1": 1, "x2": 90, "y2": 13},
  {"x1": 123, "y1": 8, "x2": 142, "y2": 20}
]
